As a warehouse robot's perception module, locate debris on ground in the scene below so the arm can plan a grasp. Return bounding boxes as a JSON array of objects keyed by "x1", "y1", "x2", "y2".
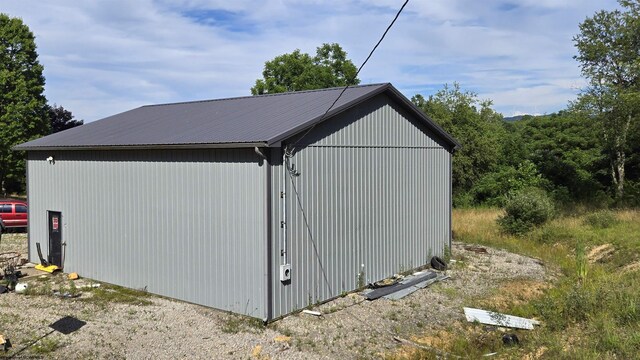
[
  {"x1": 383, "y1": 275, "x2": 449, "y2": 300},
  {"x1": 14, "y1": 283, "x2": 27, "y2": 293},
  {"x1": 371, "y1": 275, "x2": 403, "y2": 288},
  {"x1": 34, "y1": 242, "x2": 60, "y2": 274},
  {"x1": 68, "y1": 272, "x2": 79, "y2": 280},
  {"x1": 1, "y1": 233, "x2": 549, "y2": 359},
  {"x1": 430, "y1": 256, "x2": 448, "y2": 270},
  {"x1": 464, "y1": 246, "x2": 488, "y2": 254},
  {"x1": 363, "y1": 271, "x2": 438, "y2": 300},
  {"x1": 362, "y1": 270, "x2": 450, "y2": 301},
  {"x1": 302, "y1": 309, "x2": 322, "y2": 317},
  {"x1": 502, "y1": 333, "x2": 519, "y2": 346},
  {"x1": 464, "y1": 307, "x2": 540, "y2": 330},
  {"x1": 0, "y1": 334, "x2": 12, "y2": 351},
  {"x1": 1, "y1": 263, "x2": 23, "y2": 291},
  {"x1": 34, "y1": 264, "x2": 60, "y2": 274}
]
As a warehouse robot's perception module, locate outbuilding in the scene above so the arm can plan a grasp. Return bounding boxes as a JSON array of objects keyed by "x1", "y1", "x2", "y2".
[{"x1": 16, "y1": 83, "x2": 459, "y2": 321}]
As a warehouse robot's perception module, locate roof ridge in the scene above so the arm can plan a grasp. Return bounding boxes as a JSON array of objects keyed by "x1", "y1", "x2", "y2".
[{"x1": 142, "y1": 83, "x2": 390, "y2": 108}]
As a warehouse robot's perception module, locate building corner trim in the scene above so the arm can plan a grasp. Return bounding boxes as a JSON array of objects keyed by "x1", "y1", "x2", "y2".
[{"x1": 265, "y1": 150, "x2": 273, "y2": 323}]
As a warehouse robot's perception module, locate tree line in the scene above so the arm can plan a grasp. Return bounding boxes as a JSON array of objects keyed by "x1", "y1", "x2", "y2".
[
  {"x1": 410, "y1": 1, "x2": 639, "y2": 208},
  {"x1": 3, "y1": 1, "x2": 638, "y2": 208},
  {"x1": 0, "y1": 14, "x2": 82, "y2": 195},
  {"x1": 252, "y1": 1, "x2": 639, "y2": 208}
]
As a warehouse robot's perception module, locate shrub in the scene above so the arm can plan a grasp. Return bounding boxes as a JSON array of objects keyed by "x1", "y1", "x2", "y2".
[
  {"x1": 584, "y1": 210, "x2": 619, "y2": 229},
  {"x1": 472, "y1": 160, "x2": 547, "y2": 206},
  {"x1": 497, "y1": 188, "x2": 554, "y2": 235},
  {"x1": 453, "y1": 191, "x2": 474, "y2": 208}
]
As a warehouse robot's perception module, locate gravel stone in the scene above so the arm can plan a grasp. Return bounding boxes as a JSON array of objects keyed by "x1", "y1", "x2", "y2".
[{"x1": 0, "y1": 234, "x2": 547, "y2": 359}]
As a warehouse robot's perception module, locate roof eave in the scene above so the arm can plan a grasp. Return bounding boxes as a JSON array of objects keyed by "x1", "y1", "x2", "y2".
[{"x1": 13, "y1": 142, "x2": 269, "y2": 152}]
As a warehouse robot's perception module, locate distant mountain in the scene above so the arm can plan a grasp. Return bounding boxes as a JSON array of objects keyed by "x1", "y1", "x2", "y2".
[
  {"x1": 503, "y1": 114, "x2": 546, "y2": 122},
  {"x1": 503, "y1": 115, "x2": 525, "y2": 122}
]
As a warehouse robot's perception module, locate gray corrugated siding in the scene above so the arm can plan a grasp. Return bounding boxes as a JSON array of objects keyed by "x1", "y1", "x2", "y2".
[
  {"x1": 270, "y1": 94, "x2": 451, "y2": 318},
  {"x1": 27, "y1": 149, "x2": 267, "y2": 318}
]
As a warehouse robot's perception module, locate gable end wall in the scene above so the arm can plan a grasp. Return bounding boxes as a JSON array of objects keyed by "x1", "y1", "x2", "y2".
[{"x1": 270, "y1": 93, "x2": 452, "y2": 318}]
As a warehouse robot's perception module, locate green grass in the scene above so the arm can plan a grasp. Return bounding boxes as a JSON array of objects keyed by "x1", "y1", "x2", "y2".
[
  {"x1": 80, "y1": 284, "x2": 153, "y2": 307},
  {"x1": 0, "y1": 312, "x2": 21, "y2": 324},
  {"x1": 584, "y1": 209, "x2": 619, "y2": 229},
  {"x1": 220, "y1": 315, "x2": 264, "y2": 334},
  {"x1": 29, "y1": 337, "x2": 62, "y2": 355},
  {"x1": 442, "y1": 208, "x2": 640, "y2": 359}
]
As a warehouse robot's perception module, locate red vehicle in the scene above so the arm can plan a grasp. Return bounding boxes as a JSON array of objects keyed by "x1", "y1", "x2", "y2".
[{"x1": 0, "y1": 199, "x2": 28, "y2": 230}]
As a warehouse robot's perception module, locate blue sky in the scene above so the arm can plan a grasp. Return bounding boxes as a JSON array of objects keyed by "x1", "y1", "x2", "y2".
[{"x1": 2, "y1": 0, "x2": 622, "y2": 122}]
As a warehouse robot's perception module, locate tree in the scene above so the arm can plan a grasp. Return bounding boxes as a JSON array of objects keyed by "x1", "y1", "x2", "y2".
[
  {"x1": 573, "y1": 0, "x2": 640, "y2": 198},
  {"x1": 502, "y1": 111, "x2": 607, "y2": 204},
  {"x1": 0, "y1": 13, "x2": 50, "y2": 194},
  {"x1": 46, "y1": 104, "x2": 83, "y2": 133},
  {"x1": 472, "y1": 160, "x2": 548, "y2": 206},
  {"x1": 251, "y1": 43, "x2": 360, "y2": 95},
  {"x1": 412, "y1": 83, "x2": 505, "y2": 204}
]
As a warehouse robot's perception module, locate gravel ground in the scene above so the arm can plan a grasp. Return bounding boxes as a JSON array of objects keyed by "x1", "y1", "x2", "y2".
[{"x1": 0, "y1": 233, "x2": 547, "y2": 359}]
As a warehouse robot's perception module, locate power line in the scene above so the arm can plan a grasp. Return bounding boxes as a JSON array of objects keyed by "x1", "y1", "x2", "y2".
[
  {"x1": 287, "y1": 0, "x2": 410, "y2": 154},
  {"x1": 285, "y1": 162, "x2": 334, "y2": 297},
  {"x1": 281, "y1": 1, "x2": 460, "y2": 356}
]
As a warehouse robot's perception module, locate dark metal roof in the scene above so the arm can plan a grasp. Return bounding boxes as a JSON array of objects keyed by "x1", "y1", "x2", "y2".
[{"x1": 15, "y1": 83, "x2": 460, "y2": 151}]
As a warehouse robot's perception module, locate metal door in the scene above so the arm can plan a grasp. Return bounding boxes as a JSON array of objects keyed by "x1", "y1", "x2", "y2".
[{"x1": 48, "y1": 211, "x2": 63, "y2": 267}]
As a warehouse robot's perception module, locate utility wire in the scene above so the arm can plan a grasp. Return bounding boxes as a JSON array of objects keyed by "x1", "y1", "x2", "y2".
[
  {"x1": 287, "y1": 0, "x2": 410, "y2": 154},
  {"x1": 281, "y1": 1, "x2": 460, "y2": 357},
  {"x1": 286, "y1": 163, "x2": 334, "y2": 297},
  {"x1": 286, "y1": 160, "x2": 461, "y2": 358}
]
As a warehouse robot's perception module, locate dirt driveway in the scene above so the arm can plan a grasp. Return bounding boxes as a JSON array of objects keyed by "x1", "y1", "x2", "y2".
[{"x1": 0, "y1": 233, "x2": 547, "y2": 359}]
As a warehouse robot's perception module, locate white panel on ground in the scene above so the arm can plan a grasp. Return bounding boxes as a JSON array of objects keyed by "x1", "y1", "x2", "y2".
[{"x1": 463, "y1": 307, "x2": 540, "y2": 330}]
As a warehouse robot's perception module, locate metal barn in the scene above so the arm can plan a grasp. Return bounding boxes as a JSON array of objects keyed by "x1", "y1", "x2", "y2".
[{"x1": 16, "y1": 83, "x2": 459, "y2": 321}]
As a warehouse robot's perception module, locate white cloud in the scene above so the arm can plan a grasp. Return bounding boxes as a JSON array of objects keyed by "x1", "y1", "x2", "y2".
[{"x1": 1, "y1": 0, "x2": 622, "y2": 121}]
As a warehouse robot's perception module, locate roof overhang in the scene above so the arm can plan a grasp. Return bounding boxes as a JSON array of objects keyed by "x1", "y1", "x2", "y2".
[
  {"x1": 13, "y1": 83, "x2": 460, "y2": 153},
  {"x1": 14, "y1": 142, "x2": 268, "y2": 152}
]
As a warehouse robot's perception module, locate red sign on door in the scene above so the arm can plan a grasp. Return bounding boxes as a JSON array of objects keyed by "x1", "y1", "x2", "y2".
[{"x1": 52, "y1": 217, "x2": 59, "y2": 230}]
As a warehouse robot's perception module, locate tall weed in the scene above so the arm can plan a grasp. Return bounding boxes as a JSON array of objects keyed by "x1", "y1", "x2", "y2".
[
  {"x1": 575, "y1": 241, "x2": 588, "y2": 284},
  {"x1": 451, "y1": 208, "x2": 640, "y2": 359},
  {"x1": 584, "y1": 210, "x2": 618, "y2": 228}
]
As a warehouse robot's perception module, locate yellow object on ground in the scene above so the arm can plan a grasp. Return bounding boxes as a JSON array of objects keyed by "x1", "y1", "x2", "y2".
[
  {"x1": 35, "y1": 264, "x2": 59, "y2": 273},
  {"x1": 68, "y1": 272, "x2": 79, "y2": 280}
]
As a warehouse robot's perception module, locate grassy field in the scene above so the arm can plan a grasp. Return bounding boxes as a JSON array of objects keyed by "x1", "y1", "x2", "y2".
[{"x1": 412, "y1": 208, "x2": 640, "y2": 359}]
